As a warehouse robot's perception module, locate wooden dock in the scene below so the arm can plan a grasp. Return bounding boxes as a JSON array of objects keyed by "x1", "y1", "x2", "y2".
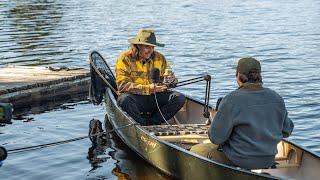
[{"x1": 0, "y1": 66, "x2": 90, "y2": 108}]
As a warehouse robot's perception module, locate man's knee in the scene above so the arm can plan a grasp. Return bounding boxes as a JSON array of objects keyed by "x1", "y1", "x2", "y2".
[
  {"x1": 117, "y1": 93, "x2": 135, "y2": 108},
  {"x1": 177, "y1": 94, "x2": 186, "y2": 105},
  {"x1": 174, "y1": 93, "x2": 186, "y2": 108},
  {"x1": 190, "y1": 143, "x2": 233, "y2": 166},
  {"x1": 169, "y1": 92, "x2": 186, "y2": 105},
  {"x1": 190, "y1": 143, "x2": 218, "y2": 157}
]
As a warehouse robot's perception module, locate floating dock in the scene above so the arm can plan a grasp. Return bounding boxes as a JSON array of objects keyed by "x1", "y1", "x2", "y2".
[{"x1": 0, "y1": 66, "x2": 90, "y2": 108}]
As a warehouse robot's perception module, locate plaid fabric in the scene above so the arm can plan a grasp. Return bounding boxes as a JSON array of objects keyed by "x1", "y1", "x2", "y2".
[{"x1": 115, "y1": 50, "x2": 169, "y2": 95}]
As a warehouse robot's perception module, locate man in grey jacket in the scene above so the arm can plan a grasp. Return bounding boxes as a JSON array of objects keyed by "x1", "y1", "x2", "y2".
[{"x1": 191, "y1": 57, "x2": 294, "y2": 170}]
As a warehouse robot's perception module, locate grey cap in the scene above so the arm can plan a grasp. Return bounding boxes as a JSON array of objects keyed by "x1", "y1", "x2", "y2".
[{"x1": 237, "y1": 57, "x2": 261, "y2": 75}]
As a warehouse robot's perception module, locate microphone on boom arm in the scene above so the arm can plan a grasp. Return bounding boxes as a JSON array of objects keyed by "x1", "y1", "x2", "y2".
[
  {"x1": 169, "y1": 73, "x2": 212, "y2": 123},
  {"x1": 150, "y1": 68, "x2": 212, "y2": 123}
]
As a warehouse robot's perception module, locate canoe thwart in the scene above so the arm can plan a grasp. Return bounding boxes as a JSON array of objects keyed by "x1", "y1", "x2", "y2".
[
  {"x1": 158, "y1": 134, "x2": 209, "y2": 145},
  {"x1": 142, "y1": 124, "x2": 209, "y2": 136}
]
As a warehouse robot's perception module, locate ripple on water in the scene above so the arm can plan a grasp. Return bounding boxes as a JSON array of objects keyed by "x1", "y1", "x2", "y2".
[{"x1": 1, "y1": 0, "x2": 320, "y2": 179}]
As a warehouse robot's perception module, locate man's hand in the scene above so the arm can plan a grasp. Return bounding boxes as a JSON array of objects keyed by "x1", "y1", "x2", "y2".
[
  {"x1": 149, "y1": 84, "x2": 167, "y2": 93},
  {"x1": 163, "y1": 71, "x2": 176, "y2": 85}
]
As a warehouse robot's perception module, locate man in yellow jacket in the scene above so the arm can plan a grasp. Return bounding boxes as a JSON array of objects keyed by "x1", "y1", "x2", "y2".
[{"x1": 116, "y1": 29, "x2": 186, "y2": 125}]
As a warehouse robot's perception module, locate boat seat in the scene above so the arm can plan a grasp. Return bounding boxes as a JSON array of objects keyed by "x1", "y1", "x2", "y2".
[
  {"x1": 250, "y1": 151, "x2": 302, "y2": 173},
  {"x1": 273, "y1": 142, "x2": 303, "y2": 168},
  {"x1": 142, "y1": 124, "x2": 210, "y2": 136}
]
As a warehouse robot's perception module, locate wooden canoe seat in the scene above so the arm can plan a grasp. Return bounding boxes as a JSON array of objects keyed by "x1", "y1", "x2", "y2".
[
  {"x1": 250, "y1": 142, "x2": 303, "y2": 174},
  {"x1": 274, "y1": 141, "x2": 303, "y2": 168}
]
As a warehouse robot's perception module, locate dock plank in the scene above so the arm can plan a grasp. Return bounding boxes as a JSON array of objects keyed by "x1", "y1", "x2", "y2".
[{"x1": 0, "y1": 66, "x2": 90, "y2": 107}]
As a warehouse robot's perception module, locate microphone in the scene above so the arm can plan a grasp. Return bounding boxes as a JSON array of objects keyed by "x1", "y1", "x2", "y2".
[{"x1": 150, "y1": 68, "x2": 161, "y2": 84}]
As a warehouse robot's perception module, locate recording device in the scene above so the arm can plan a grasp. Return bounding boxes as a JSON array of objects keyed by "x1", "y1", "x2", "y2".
[
  {"x1": 150, "y1": 68, "x2": 177, "y2": 89},
  {"x1": 150, "y1": 68, "x2": 161, "y2": 84}
]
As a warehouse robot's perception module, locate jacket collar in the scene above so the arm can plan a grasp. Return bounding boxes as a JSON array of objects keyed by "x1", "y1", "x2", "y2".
[{"x1": 239, "y1": 83, "x2": 263, "y2": 91}]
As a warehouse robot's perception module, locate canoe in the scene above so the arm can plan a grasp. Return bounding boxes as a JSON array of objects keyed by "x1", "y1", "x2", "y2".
[
  {"x1": 89, "y1": 51, "x2": 320, "y2": 180},
  {"x1": 103, "y1": 87, "x2": 320, "y2": 180}
]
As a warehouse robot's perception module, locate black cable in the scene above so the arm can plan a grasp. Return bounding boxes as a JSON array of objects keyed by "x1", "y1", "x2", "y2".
[
  {"x1": 6, "y1": 122, "x2": 137, "y2": 155},
  {"x1": 153, "y1": 90, "x2": 170, "y2": 125},
  {"x1": 7, "y1": 136, "x2": 88, "y2": 154}
]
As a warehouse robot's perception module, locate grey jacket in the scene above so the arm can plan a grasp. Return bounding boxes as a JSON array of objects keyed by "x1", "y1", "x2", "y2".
[{"x1": 208, "y1": 87, "x2": 294, "y2": 169}]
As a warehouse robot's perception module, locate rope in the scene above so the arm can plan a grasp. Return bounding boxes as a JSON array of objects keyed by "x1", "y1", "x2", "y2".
[{"x1": 6, "y1": 122, "x2": 138, "y2": 154}]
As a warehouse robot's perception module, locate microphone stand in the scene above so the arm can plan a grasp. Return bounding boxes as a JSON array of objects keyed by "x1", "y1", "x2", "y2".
[{"x1": 170, "y1": 74, "x2": 212, "y2": 122}]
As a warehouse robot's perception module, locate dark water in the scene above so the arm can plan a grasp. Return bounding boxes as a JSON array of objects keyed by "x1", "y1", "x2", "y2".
[{"x1": 1, "y1": 0, "x2": 320, "y2": 179}]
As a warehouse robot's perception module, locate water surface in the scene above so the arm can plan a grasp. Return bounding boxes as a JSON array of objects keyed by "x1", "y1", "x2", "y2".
[{"x1": 1, "y1": 0, "x2": 319, "y2": 179}]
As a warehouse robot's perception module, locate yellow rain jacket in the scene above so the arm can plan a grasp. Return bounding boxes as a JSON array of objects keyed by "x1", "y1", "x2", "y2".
[{"x1": 115, "y1": 50, "x2": 170, "y2": 95}]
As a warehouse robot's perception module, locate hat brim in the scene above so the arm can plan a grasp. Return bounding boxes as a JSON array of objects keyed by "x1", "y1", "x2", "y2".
[{"x1": 128, "y1": 38, "x2": 165, "y2": 47}]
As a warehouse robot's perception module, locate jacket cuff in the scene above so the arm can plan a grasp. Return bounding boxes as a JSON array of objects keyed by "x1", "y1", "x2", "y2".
[{"x1": 141, "y1": 84, "x2": 150, "y2": 95}]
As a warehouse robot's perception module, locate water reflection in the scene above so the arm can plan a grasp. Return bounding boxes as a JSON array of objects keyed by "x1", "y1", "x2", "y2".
[
  {"x1": 105, "y1": 120, "x2": 173, "y2": 180},
  {"x1": 9, "y1": 0, "x2": 62, "y2": 45},
  {"x1": 1, "y1": 0, "x2": 320, "y2": 179},
  {"x1": 86, "y1": 118, "x2": 110, "y2": 171},
  {"x1": 4, "y1": 0, "x2": 64, "y2": 65},
  {"x1": 87, "y1": 143, "x2": 110, "y2": 171},
  {"x1": 12, "y1": 93, "x2": 87, "y2": 118},
  {"x1": 86, "y1": 119, "x2": 132, "y2": 179},
  {"x1": 112, "y1": 165, "x2": 130, "y2": 180}
]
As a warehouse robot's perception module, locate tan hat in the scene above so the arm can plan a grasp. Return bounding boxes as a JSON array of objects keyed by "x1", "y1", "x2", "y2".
[
  {"x1": 128, "y1": 29, "x2": 164, "y2": 47},
  {"x1": 237, "y1": 57, "x2": 261, "y2": 75}
]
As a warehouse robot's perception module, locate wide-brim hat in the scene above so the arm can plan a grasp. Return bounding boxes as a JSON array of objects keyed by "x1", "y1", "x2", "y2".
[{"x1": 128, "y1": 29, "x2": 164, "y2": 47}]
